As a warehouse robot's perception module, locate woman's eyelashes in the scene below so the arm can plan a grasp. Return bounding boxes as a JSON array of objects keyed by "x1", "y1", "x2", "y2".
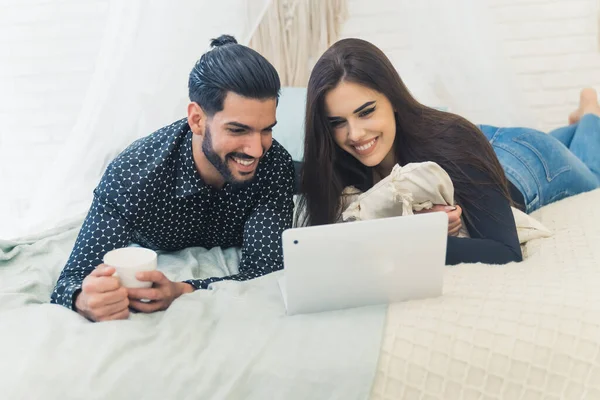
[
  {"x1": 328, "y1": 107, "x2": 376, "y2": 128},
  {"x1": 358, "y1": 107, "x2": 375, "y2": 118},
  {"x1": 329, "y1": 118, "x2": 345, "y2": 128}
]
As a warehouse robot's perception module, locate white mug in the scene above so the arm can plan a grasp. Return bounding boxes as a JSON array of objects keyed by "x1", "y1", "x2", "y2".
[{"x1": 103, "y1": 247, "x2": 157, "y2": 288}]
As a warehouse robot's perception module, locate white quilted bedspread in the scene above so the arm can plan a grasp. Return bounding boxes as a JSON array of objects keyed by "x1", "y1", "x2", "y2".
[{"x1": 370, "y1": 189, "x2": 600, "y2": 400}]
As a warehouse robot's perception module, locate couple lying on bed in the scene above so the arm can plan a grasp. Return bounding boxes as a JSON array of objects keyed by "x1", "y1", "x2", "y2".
[{"x1": 51, "y1": 34, "x2": 600, "y2": 322}]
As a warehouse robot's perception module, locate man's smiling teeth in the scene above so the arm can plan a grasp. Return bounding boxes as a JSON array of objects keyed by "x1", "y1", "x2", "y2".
[
  {"x1": 354, "y1": 138, "x2": 376, "y2": 151},
  {"x1": 233, "y1": 157, "x2": 255, "y2": 166}
]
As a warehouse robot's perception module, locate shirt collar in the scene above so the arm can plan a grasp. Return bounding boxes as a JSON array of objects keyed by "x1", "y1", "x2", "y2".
[{"x1": 174, "y1": 127, "x2": 206, "y2": 197}]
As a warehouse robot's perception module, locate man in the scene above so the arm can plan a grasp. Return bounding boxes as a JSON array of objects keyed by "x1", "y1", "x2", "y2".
[{"x1": 51, "y1": 35, "x2": 295, "y2": 322}]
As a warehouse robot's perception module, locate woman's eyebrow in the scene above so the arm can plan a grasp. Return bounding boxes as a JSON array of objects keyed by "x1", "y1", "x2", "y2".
[
  {"x1": 353, "y1": 101, "x2": 376, "y2": 113},
  {"x1": 327, "y1": 101, "x2": 376, "y2": 120}
]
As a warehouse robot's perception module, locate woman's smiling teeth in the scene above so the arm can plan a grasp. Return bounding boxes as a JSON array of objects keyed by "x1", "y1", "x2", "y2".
[{"x1": 353, "y1": 137, "x2": 377, "y2": 154}]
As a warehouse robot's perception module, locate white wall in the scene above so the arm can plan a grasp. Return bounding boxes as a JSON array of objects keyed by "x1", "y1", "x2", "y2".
[
  {"x1": 491, "y1": 0, "x2": 600, "y2": 130},
  {"x1": 341, "y1": 0, "x2": 600, "y2": 132}
]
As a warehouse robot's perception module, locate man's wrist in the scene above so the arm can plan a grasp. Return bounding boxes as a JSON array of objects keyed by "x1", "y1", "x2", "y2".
[
  {"x1": 176, "y1": 282, "x2": 195, "y2": 297},
  {"x1": 73, "y1": 289, "x2": 87, "y2": 317}
]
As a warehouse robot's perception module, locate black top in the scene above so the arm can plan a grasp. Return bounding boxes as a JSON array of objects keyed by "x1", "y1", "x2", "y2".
[
  {"x1": 446, "y1": 166, "x2": 522, "y2": 265},
  {"x1": 51, "y1": 118, "x2": 295, "y2": 310}
]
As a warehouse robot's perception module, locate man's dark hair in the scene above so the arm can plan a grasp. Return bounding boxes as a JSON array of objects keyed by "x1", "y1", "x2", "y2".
[{"x1": 188, "y1": 34, "x2": 281, "y2": 116}]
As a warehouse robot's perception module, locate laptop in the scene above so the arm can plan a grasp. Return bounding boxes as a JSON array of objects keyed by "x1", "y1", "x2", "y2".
[{"x1": 279, "y1": 212, "x2": 448, "y2": 315}]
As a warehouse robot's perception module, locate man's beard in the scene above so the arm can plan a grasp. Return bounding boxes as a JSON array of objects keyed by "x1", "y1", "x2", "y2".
[{"x1": 202, "y1": 126, "x2": 260, "y2": 189}]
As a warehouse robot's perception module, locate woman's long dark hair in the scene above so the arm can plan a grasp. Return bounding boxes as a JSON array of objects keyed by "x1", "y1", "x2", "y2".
[{"x1": 297, "y1": 38, "x2": 511, "y2": 227}]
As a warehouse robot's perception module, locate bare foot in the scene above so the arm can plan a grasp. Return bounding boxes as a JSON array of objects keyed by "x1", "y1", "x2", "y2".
[{"x1": 568, "y1": 88, "x2": 600, "y2": 124}]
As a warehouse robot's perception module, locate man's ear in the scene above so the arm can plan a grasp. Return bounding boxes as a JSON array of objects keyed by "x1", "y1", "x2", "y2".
[{"x1": 187, "y1": 102, "x2": 206, "y2": 136}]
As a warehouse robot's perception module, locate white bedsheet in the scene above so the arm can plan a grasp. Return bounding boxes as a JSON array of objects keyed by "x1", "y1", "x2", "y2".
[
  {"x1": 0, "y1": 223, "x2": 386, "y2": 400},
  {"x1": 4, "y1": 189, "x2": 599, "y2": 400},
  {"x1": 371, "y1": 189, "x2": 600, "y2": 399}
]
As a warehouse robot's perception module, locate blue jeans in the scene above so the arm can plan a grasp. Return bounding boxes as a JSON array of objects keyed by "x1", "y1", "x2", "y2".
[{"x1": 478, "y1": 114, "x2": 600, "y2": 213}]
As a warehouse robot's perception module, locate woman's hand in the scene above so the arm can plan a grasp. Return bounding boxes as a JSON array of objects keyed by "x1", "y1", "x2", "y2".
[{"x1": 415, "y1": 205, "x2": 463, "y2": 236}]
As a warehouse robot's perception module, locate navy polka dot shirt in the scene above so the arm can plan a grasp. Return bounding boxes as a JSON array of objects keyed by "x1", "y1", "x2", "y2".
[{"x1": 51, "y1": 118, "x2": 295, "y2": 309}]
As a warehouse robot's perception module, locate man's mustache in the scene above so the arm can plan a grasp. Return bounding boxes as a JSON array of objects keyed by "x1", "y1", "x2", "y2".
[{"x1": 228, "y1": 151, "x2": 265, "y2": 160}]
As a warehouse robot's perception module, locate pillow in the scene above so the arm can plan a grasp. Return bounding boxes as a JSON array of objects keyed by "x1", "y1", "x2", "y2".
[
  {"x1": 273, "y1": 87, "x2": 306, "y2": 162},
  {"x1": 341, "y1": 162, "x2": 552, "y2": 245}
]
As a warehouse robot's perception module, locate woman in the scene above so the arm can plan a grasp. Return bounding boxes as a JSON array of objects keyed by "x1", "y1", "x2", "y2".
[{"x1": 297, "y1": 38, "x2": 600, "y2": 265}]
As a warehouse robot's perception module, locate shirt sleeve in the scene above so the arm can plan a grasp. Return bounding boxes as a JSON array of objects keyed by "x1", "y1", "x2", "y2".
[
  {"x1": 446, "y1": 166, "x2": 523, "y2": 265},
  {"x1": 50, "y1": 192, "x2": 134, "y2": 310},
  {"x1": 184, "y1": 150, "x2": 295, "y2": 289}
]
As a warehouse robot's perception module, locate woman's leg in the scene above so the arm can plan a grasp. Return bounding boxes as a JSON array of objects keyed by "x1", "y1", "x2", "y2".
[
  {"x1": 560, "y1": 113, "x2": 600, "y2": 180},
  {"x1": 548, "y1": 88, "x2": 600, "y2": 179},
  {"x1": 479, "y1": 124, "x2": 599, "y2": 214},
  {"x1": 568, "y1": 88, "x2": 600, "y2": 125},
  {"x1": 479, "y1": 88, "x2": 600, "y2": 213},
  {"x1": 546, "y1": 123, "x2": 577, "y2": 148}
]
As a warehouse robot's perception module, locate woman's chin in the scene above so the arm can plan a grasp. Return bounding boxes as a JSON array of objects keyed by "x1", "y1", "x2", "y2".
[{"x1": 352, "y1": 152, "x2": 384, "y2": 167}]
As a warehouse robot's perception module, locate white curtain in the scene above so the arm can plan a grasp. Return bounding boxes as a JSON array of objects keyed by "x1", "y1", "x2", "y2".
[{"x1": 4, "y1": 0, "x2": 271, "y2": 239}]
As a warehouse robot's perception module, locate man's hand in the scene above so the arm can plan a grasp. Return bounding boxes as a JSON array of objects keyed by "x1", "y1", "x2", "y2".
[
  {"x1": 127, "y1": 271, "x2": 194, "y2": 313},
  {"x1": 75, "y1": 264, "x2": 130, "y2": 322},
  {"x1": 415, "y1": 204, "x2": 463, "y2": 236}
]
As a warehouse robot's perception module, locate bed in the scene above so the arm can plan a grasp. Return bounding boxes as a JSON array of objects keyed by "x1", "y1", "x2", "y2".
[
  {"x1": 371, "y1": 188, "x2": 600, "y2": 399},
  {"x1": 1, "y1": 192, "x2": 599, "y2": 399}
]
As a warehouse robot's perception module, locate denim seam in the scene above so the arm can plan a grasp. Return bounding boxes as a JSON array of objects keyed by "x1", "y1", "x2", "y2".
[
  {"x1": 492, "y1": 141, "x2": 541, "y2": 193},
  {"x1": 491, "y1": 142, "x2": 540, "y2": 211},
  {"x1": 502, "y1": 164, "x2": 540, "y2": 211},
  {"x1": 547, "y1": 190, "x2": 571, "y2": 204},
  {"x1": 513, "y1": 135, "x2": 571, "y2": 182},
  {"x1": 494, "y1": 144, "x2": 542, "y2": 211},
  {"x1": 487, "y1": 127, "x2": 501, "y2": 144}
]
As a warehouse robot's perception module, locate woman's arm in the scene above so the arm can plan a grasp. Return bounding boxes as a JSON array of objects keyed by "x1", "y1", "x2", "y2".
[{"x1": 446, "y1": 166, "x2": 522, "y2": 265}]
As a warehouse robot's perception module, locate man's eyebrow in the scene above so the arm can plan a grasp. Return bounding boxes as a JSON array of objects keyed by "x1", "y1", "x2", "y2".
[
  {"x1": 225, "y1": 121, "x2": 277, "y2": 131},
  {"x1": 225, "y1": 122, "x2": 252, "y2": 130},
  {"x1": 353, "y1": 101, "x2": 376, "y2": 114}
]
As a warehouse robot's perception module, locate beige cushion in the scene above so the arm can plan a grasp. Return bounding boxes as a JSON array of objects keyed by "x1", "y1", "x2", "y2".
[{"x1": 340, "y1": 162, "x2": 552, "y2": 244}]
